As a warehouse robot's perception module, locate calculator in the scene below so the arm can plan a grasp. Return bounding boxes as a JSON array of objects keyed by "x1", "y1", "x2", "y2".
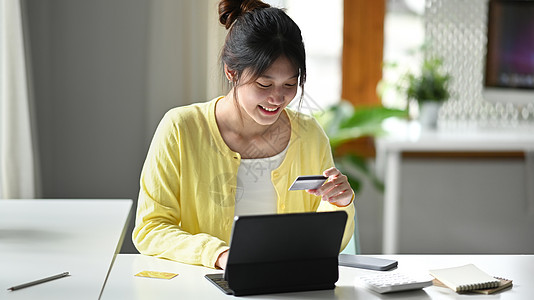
[{"x1": 355, "y1": 272, "x2": 433, "y2": 294}]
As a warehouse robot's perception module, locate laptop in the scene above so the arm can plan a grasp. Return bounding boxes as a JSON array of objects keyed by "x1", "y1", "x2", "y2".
[{"x1": 205, "y1": 211, "x2": 347, "y2": 296}]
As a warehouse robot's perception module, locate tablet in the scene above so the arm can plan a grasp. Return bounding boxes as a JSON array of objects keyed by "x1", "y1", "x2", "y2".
[{"x1": 206, "y1": 211, "x2": 348, "y2": 296}]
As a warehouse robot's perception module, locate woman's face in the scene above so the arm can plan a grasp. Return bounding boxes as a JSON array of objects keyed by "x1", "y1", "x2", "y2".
[{"x1": 234, "y1": 56, "x2": 299, "y2": 126}]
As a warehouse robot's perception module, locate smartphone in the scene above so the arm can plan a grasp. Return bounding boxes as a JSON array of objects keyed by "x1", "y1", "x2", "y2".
[
  {"x1": 288, "y1": 175, "x2": 328, "y2": 191},
  {"x1": 338, "y1": 254, "x2": 398, "y2": 271}
]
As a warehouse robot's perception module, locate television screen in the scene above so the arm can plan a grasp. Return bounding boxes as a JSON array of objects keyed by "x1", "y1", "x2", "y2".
[{"x1": 484, "y1": 0, "x2": 534, "y2": 103}]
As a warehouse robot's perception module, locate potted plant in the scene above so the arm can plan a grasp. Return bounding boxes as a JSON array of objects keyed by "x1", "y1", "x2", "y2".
[
  {"x1": 314, "y1": 101, "x2": 407, "y2": 193},
  {"x1": 400, "y1": 55, "x2": 451, "y2": 127}
]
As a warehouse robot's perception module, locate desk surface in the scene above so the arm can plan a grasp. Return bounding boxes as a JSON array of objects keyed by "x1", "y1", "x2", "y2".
[
  {"x1": 1, "y1": 199, "x2": 132, "y2": 300},
  {"x1": 101, "y1": 254, "x2": 533, "y2": 299}
]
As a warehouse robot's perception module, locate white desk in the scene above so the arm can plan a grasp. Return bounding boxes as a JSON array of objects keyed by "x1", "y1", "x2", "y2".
[
  {"x1": 1, "y1": 199, "x2": 132, "y2": 300},
  {"x1": 375, "y1": 120, "x2": 534, "y2": 254},
  {"x1": 101, "y1": 254, "x2": 533, "y2": 299}
]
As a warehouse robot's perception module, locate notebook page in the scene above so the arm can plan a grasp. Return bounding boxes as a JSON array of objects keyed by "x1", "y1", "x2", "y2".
[{"x1": 429, "y1": 264, "x2": 500, "y2": 292}]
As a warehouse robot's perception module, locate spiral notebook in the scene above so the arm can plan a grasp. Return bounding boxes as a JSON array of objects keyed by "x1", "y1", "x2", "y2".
[
  {"x1": 433, "y1": 277, "x2": 513, "y2": 294},
  {"x1": 429, "y1": 264, "x2": 500, "y2": 292}
]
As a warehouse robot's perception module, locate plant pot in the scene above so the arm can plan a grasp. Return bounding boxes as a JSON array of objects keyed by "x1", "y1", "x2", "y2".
[{"x1": 418, "y1": 102, "x2": 442, "y2": 128}]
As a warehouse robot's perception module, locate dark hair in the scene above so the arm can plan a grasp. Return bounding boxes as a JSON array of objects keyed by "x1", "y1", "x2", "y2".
[{"x1": 218, "y1": 0, "x2": 306, "y2": 98}]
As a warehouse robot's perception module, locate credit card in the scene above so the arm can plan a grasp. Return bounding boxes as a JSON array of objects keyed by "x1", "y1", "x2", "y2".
[
  {"x1": 288, "y1": 175, "x2": 328, "y2": 191},
  {"x1": 135, "y1": 271, "x2": 178, "y2": 279}
]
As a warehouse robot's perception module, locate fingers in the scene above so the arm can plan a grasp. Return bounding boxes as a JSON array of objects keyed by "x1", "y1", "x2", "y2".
[
  {"x1": 308, "y1": 167, "x2": 354, "y2": 207},
  {"x1": 323, "y1": 167, "x2": 340, "y2": 178},
  {"x1": 216, "y1": 250, "x2": 229, "y2": 269}
]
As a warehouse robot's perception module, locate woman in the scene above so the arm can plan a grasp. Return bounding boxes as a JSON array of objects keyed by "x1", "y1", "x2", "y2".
[{"x1": 133, "y1": 0, "x2": 355, "y2": 269}]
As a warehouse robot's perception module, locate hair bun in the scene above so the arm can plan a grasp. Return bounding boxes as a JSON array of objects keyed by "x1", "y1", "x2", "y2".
[{"x1": 218, "y1": 0, "x2": 270, "y2": 29}]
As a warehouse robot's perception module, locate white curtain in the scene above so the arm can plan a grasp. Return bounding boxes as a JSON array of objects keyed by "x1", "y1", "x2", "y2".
[{"x1": 0, "y1": 0, "x2": 38, "y2": 198}]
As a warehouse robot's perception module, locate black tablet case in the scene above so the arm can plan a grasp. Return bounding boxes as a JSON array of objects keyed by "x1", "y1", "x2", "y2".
[{"x1": 221, "y1": 211, "x2": 347, "y2": 296}]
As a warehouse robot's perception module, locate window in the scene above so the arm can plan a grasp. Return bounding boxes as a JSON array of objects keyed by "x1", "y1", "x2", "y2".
[
  {"x1": 382, "y1": 0, "x2": 425, "y2": 110},
  {"x1": 269, "y1": 0, "x2": 425, "y2": 111},
  {"x1": 268, "y1": 0, "x2": 343, "y2": 111}
]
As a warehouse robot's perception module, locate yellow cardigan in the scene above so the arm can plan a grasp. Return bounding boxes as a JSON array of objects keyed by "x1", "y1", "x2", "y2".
[{"x1": 132, "y1": 97, "x2": 355, "y2": 268}]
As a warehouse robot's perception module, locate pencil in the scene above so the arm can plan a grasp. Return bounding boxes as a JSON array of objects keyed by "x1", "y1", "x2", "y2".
[{"x1": 7, "y1": 272, "x2": 70, "y2": 291}]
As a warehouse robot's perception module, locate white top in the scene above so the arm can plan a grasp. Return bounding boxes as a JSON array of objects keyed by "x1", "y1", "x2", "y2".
[{"x1": 234, "y1": 146, "x2": 288, "y2": 216}]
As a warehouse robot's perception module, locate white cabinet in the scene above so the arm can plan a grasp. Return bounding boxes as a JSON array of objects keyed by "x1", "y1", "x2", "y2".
[{"x1": 375, "y1": 120, "x2": 534, "y2": 254}]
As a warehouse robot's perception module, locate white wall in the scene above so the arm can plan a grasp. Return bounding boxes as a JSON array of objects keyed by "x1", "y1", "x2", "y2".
[{"x1": 144, "y1": 1, "x2": 226, "y2": 140}]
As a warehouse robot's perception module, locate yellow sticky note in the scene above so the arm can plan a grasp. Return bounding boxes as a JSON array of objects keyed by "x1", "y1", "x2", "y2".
[{"x1": 135, "y1": 271, "x2": 178, "y2": 279}]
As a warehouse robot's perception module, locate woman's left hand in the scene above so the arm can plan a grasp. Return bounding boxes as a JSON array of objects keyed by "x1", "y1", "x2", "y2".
[{"x1": 307, "y1": 167, "x2": 354, "y2": 207}]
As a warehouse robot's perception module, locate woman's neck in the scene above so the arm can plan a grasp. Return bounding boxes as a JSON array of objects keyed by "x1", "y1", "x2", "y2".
[{"x1": 215, "y1": 95, "x2": 291, "y2": 158}]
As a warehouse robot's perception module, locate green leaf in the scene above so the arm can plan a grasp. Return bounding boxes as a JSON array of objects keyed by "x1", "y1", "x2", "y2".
[
  {"x1": 347, "y1": 176, "x2": 361, "y2": 194},
  {"x1": 315, "y1": 101, "x2": 407, "y2": 194},
  {"x1": 342, "y1": 154, "x2": 369, "y2": 174},
  {"x1": 340, "y1": 106, "x2": 408, "y2": 129},
  {"x1": 318, "y1": 104, "x2": 407, "y2": 148},
  {"x1": 313, "y1": 101, "x2": 354, "y2": 137},
  {"x1": 343, "y1": 153, "x2": 385, "y2": 193}
]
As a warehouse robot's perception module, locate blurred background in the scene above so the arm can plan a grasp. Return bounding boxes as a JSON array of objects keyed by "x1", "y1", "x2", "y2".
[{"x1": 2, "y1": 0, "x2": 533, "y2": 254}]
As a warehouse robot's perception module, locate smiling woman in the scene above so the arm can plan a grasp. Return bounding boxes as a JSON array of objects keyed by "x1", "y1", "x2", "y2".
[
  {"x1": 217, "y1": 56, "x2": 298, "y2": 158},
  {"x1": 132, "y1": 0, "x2": 356, "y2": 270}
]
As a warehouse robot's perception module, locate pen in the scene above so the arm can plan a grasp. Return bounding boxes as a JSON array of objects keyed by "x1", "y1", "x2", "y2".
[{"x1": 7, "y1": 272, "x2": 70, "y2": 291}]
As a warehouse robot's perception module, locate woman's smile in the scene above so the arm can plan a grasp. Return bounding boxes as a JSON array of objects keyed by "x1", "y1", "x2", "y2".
[{"x1": 258, "y1": 105, "x2": 280, "y2": 114}]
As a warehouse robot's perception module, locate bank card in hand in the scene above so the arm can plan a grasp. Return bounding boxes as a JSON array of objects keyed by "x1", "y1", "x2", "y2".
[
  {"x1": 135, "y1": 271, "x2": 178, "y2": 280},
  {"x1": 288, "y1": 175, "x2": 328, "y2": 191}
]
